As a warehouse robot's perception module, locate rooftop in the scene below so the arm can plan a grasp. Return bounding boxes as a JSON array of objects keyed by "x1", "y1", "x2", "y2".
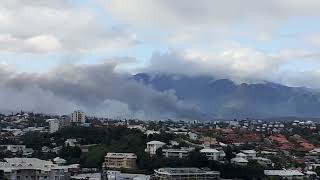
[
  {"x1": 147, "y1": 141, "x2": 166, "y2": 145},
  {"x1": 154, "y1": 168, "x2": 220, "y2": 176},
  {"x1": 264, "y1": 170, "x2": 304, "y2": 176},
  {"x1": 105, "y1": 153, "x2": 137, "y2": 159},
  {"x1": 200, "y1": 148, "x2": 219, "y2": 153},
  {"x1": 0, "y1": 158, "x2": 65, "y2": 172}
]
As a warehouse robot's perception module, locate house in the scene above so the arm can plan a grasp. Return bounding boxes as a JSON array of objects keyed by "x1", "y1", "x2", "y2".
[
  {"x1": 200, "y1": 137, "x2": 217, "y2": 147},
  {"x1": 65, "y1": 139, "x2": 78, "y2": 147},
  {"x1": 145, "y1": 130, "x2": 160, "y2": 137},
  {"x1": 53, "y1": 157, "x2": 67, "y2": 165},
  {"x1": 231, "y1": 157, "x2": 248, "y2": 166},
  {"x1": 162, "y1": 147, "x2": 194, "y2": 158},
  {"x1": 240, "y1": 150, "x2": 256, "y2": 159},
  {"x1": 200, "y1": 148, "x2": 225, "y2": 161},
  {"x1": 309, "y1": 148, "x2": 320, "y2": 156},
  {"x1": 145, "y1": 141, "x2": 166, "y2": 155},
  {"x1": 41, "y1": 146, "x2": 51, "y2": 153},
  {"x1": 254, "y1": 157, "x2": 272, "y2": 167},
  {"x1": 103, "y1": 153, "x2": 137, "y2": 169},
  {"x1": 188, "y1": 132, "x2": 199, "y2": 141},
  {"x1": 236, "y1": 152, "x2": 247, "y2": 159},
  {"x1": 22, "y1": 148, "x2": 34, "y2": 157}
]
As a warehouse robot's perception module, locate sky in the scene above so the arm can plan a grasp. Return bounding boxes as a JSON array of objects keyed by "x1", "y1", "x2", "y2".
[{"x1": 1, "y1": 0, "x2": 320, "y2": 119}]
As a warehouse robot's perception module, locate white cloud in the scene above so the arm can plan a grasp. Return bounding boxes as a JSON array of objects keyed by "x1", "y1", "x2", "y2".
[
  {"x1": 142, "y1": 47, "x2": 320, "y2": 87},
  {"x1": 25, "y1": 35, "x2": 62, "y2": 53},
  {"x1": 0, "y1": 0, "x2": 138, "y2": 54},
  {"x1": 106, "y1": 0, "x2": 320, "y2": 27},
  {"x1": 102, "y1": 0, "x2": 320, "y2": 43}
]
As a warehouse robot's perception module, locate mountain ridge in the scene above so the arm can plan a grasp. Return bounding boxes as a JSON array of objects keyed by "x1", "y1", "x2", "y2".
[{"x1": 133, "y1": 73, "x2": 320, "y2": 119}]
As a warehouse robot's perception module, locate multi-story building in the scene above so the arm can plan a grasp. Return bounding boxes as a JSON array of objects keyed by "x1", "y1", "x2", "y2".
[
  {"x1": 0, "y1": 145, "x2": 26, "y2": 153},
  {"x1": 103, "y1": 170, "x2": 150, "y2": 180},
  {"x1": 0, "y1": 158, "x2": 69, "y2": 180},
  {"x1": 103, "y1": 153, "x2": 137, "y2": 169},
  {"x1": 200, "y1": 148, "x2": 225, "y2": 161},
  {"x1": 162, "y1": 147, "x2": 194, "y2": 158},
  {"x1": 145, "y1": 141, "x2": 166, "y2": 156},
  {"x1": 71, "y1": 110, "x2": 86, "y2": 124},
  {"x1": 154, "y1": 168, "x2": 220, "y2": 180},
  {"x1": 47, "y1": 119, "x2": 60, "y2": 133}
]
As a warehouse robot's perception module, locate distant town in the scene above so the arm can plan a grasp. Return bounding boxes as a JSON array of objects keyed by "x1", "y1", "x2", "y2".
[{"x1": 0, "y1": 110, "x2": 320, "y2": 179}]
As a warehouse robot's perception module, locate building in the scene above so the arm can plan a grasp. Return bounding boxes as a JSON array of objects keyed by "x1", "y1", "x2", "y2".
[
  {"x1": 71, "y1": 110, "x2": 86, "y2": 124},
  {"x1": 71, "y1": 173, "x2": 101, "y2": 180},
  {"x1": 60, "y1": 115, "x2": 71, "y2": 127},
  {"x1": 254, "y1": 157, "x2": 272, "y2": 167},
  {"x1": 162, "y1": 147, "x2": 194, "y2": 158},
  {"x1": 103, "y1": 153, "x2": 137, "y2": 169},
  {"x1": 231, "y1": 157, "x2": 248, "y2": 166},
  {"x1": 235, "y1": 152, "x2": 247, "y2": 159},
  {"x1": 188, "y1": 132, "x2": 199, "y2": 141},
  {"x1": 53, "y1": 157, "x2": 67, "y2": 165},
  {"x1": 264, "y1": 170, "x2": 305, "y2": 179},
  {"x1": 0, "y1": 145, "x2": 26, "y2": 153},
  {"x1": 154, "y1": 168, "x2": 220, "y2": 180},
  {"x1": 103, "y1": 170, "x2": 150, "y2": 180},
  {"x1": 145, "y1": 141, "x2": 166, "y2": 155},
  {"x1": 200, "y1": 148, "x2": 225, "y2": 161},
  {"x1": 65, "y1": 139, "x2": 78, "y2": 147},
  {"x1": 200, "y1": 137, "x2": 217, "y2": 148},
  {"x1": 240, "y1": 150, "x2": 256, "y2": 159},
  {"x1": 48, "y1": 119, "x2": 60, "y2": 133},
  {"x1": 0, "y1": 158, "x2": 69, "y2": 180}
]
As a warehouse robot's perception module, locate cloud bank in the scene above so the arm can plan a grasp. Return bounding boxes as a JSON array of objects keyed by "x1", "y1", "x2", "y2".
[{"x1": 0, "y1": 62, "x2": 204, "y2": 120}]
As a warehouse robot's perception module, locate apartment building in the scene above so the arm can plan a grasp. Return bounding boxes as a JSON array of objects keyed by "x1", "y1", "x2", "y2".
[
  {"x1": 71, "y1": 110, "x2": 86, "y2": 124},
  {"x1": 0, "y1": 158, "x2": 69, "y2": 180},
  {"x1": 103, "y1": 153, "x2": 137, "y2": 169},
  {"x1": 162, "y1": 147, "x2": 194, "y2": 158},
  {"x1": 145, "y1": 141, "x2": 166, "y2": 155}
]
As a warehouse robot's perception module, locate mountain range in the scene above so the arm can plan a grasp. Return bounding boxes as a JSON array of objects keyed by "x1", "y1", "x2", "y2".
[{"x1": 134, "y1": 73, "x2": 320, "y2": 119}]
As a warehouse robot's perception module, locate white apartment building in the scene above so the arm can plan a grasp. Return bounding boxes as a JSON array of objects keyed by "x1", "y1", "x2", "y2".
[
  {"x1": 71, "y1": 110, "x2": 86, "y2": 124},
  {"x1": 47, "y1": 119, "x2": 60, "y2": 133},
  {"x1": 145, "y1": 141, "x2": 166, "y2": 155},
  {"x1": 162, "y1": 147, "x2": 194, "y2": 158},
  {"x1": 0, "y1": 158, "x2": 69, "y2": 180}
]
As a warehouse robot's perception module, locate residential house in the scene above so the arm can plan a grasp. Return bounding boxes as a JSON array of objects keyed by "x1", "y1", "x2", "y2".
[{"x1": 200, "y1": 148, "x2": 225, "y2": 161}]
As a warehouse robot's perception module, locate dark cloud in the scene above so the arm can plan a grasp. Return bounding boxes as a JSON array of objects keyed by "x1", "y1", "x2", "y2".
[{"x1": 0, "y1": 63, "x2": 204, "y2": 120}]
